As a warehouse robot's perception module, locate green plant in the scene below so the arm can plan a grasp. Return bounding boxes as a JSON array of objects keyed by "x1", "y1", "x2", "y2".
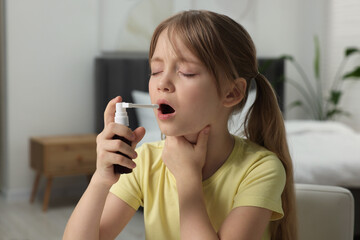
[{"x1": 280, "y1": 36, "x2": 360, "y2": 120}]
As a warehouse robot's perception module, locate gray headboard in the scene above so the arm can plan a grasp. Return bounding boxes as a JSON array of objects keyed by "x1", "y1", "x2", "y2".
[{"x1": 95, "y1": 52, "x2": 284, "y2": 132}]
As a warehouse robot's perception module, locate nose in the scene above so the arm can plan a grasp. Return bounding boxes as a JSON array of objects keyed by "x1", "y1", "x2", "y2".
[{"x1": 157, "y1": 73, "x2": 175, "y2": 93}]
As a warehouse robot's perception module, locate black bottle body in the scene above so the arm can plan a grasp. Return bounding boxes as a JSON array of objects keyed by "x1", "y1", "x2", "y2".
[{"x1": 112, "y1": 135, "x2": 133, "y2": 174}]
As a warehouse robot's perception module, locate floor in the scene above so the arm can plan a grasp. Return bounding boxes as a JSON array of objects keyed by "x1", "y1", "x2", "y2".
[{"x1": 0, "y1": 195, "x2": 145, "y2": 240}]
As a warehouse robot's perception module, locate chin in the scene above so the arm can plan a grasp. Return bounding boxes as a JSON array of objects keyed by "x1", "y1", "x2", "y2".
[
  {"x1": 158, "y1": 120, "x2": 206, "y2": 138},
  {"x1": 159, "y1": 128, "x2": 180, "y2": 137},
  {"x1": 160, "y1": 127, "x2": 199, "y2": 139}
]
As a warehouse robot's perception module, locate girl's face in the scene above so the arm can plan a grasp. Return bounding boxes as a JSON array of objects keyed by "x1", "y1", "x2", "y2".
[{"x1": 149, "y1": 30, "x2": 229, "y2": 137}]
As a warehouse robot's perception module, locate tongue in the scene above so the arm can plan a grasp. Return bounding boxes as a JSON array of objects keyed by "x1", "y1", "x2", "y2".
[{"x1": 160, "y1": 104, "x2": 175, "y2": 114}]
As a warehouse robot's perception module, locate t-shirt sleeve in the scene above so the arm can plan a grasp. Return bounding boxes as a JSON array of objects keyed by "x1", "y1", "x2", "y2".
[
  {"x1": 109, "y1": 146, "x2": 145, "y2": 210},
  {"x1": 233, "y1": 154, "x2": 286, "y2": 220}
]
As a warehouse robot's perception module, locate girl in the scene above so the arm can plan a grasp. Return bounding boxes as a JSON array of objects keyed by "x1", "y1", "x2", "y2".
[{"x1": 64, "y1": 10, "x2": 297, "y2": 240}]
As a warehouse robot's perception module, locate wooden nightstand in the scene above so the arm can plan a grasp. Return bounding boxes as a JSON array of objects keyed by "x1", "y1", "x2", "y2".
[{"x1": 29, "y1": 134, "x2": 97, "y2": 211}]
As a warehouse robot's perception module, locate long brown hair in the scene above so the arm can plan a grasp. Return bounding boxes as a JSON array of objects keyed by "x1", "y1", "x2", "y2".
[{"x1": 149, "y1": 10, "x2": 297, "y2": 240}]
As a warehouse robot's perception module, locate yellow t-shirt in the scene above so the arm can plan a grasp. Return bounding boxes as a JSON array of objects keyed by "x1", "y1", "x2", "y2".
[{"x1": 110, "y1": 136, "x2": 286, "y2": 240}]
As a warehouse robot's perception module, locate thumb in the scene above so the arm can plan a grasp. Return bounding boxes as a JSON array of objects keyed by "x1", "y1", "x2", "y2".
[
  {"x1": 104, "y1": 96, "x2": 122, "y2": 126},
  {"x1": 196, "y1": 126, "x2": 210, "y2": 150}
]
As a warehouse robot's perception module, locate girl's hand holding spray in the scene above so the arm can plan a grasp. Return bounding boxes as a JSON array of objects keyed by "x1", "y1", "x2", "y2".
[{"x1": 113, "y1": 102, "x2": 158, "y2": 174}]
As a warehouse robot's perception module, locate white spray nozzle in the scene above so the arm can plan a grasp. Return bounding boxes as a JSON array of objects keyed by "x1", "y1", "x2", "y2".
[
  {"x1": 119, "y1": 102, "x2": 159, "y2": 109},
  {"x1": 115, "y1": 102, "x2": 159, "y2": 126}
]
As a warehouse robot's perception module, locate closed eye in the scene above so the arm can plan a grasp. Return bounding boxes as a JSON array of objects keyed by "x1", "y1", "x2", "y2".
[
  {"x1": 180, "y1": 72, "x2": 197, "y2": 78},
  {"x1": 150, "y1": 71, "x2": 162, "y2": 76}
]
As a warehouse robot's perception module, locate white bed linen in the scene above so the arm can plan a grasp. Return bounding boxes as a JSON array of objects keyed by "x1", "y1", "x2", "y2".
[{"x1": 286, "y1": 120, "x2": 360, "y2": 188}]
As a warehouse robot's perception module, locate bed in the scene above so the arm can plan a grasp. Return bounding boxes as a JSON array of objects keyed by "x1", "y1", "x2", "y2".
[
  {"x1": 286, "y1": 120, "x2": 360, "y2": 188},
  {"x1": 95, "y1": 52, "x2": 359, "y2": 235}
]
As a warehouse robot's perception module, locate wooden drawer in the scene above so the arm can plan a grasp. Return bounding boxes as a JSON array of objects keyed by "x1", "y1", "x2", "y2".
[
  {"x1": 30, "y1": 134, "x2": 97, "y2": 176},
  {"x1": 30, "y1": 134, "x2": 97, "y2": 211},
  {"x1": 44, "y1": 142, "x2": 96, "y2": 174}
]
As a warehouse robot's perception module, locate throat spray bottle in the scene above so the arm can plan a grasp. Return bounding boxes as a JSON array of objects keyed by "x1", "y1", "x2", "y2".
[{"x1": 113, "y1": 102, "x2": 158, "y2": 174}]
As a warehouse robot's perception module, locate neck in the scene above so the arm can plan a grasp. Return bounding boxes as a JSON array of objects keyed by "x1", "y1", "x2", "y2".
[{"x1": 184, "y1": 128, "x2": 235, "y2": 180}]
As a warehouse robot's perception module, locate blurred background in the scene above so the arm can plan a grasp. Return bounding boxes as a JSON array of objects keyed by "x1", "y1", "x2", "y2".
[{"x1": 0, "y1": 0, "x2": 359, "y2": 238}]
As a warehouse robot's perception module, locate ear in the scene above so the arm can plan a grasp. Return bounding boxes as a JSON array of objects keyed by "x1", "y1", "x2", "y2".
[{"x1": 223, "y1": 78, "x2": 247, "y2": 108}]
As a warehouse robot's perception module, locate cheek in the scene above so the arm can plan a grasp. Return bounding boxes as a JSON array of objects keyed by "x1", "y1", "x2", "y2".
[
  {"x1": 182, "y1": 85, "x2": 220, "y2": 114},
  {"x1": 148, "y1": 80, "x2": 156, "y2": 101},
  {"x1": 193, "y1": 81, "x2": 219, "y2": 103}
]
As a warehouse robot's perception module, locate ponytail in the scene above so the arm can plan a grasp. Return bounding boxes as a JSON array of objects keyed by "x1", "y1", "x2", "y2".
[{"x1": 244, "y1": 73, "x2": 298, "y2": 240}]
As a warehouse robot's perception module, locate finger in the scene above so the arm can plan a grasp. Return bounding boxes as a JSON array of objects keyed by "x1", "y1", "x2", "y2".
[
  {"x1": 103, "y1": 122, "x2": 136, "y2": 141},
  {"x1": 104, "y1": 96, "x2": 122, "y2": 127},
  {"x1": 102, "y1": 151, "x2": 137, "y2": 169},
  {"x1": 132, "y1": 127, "x2": 146, "y2": 147},
  {"x1": 101, "y1": 139, "x2": 138, "y2": 159},
  {"x1": 196, "y1": 126, "x2": 210, "y2": 149}
]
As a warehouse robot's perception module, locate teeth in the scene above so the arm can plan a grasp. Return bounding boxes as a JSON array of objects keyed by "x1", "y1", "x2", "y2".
[{"x1": 160, "y1": 104, "x2": 175, "y2": 114}]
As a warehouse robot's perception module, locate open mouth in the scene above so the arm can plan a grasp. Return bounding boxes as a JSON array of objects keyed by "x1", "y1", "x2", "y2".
[{"x1": 159, "y1": 104, "x2": 175, "y2": 114}]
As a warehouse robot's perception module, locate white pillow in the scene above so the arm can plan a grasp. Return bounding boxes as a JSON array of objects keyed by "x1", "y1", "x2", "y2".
[
  {"x1": 285, "y1": 120, "x2": 355, "y2": 135},
  {"x1": 228, "y1": 90, "x2": 256, "y2": 135},
  {"x1": 131, "y1": 90, "x2": 161, "y2": 144}
]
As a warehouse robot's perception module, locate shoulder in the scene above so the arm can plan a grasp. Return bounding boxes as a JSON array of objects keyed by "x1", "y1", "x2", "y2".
[
  {"x1": 236, "y1": 137, "x2": 284, "y2": 169},
  {"x1": 236, "y1": 137, "x2": 277, "y2": 159},
  {"x1": 232, "y1": 137, "x2": 286, "y2": 220},
  {"x1": 233, "y1": 136, "x2": 286, "y2": 186}
]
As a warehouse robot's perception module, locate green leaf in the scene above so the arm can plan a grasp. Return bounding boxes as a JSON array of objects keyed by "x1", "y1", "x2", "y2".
[
  {"x1": 288, "y1": 100, "x2": 303, "y2": 109},
  {"x1": 345, "y1": 47, "x2": 360, "y2": 57},
  {"x1": 270, "y1": 75, "x2": 286, "y2": 90},
  {"x1": 279, "y1": 55, "x2": 294, "y2": 62},
  {"x1": 328, "y1": 90, "x2": 342, "y2": 105},
  {"x1": 343, "y1": 66, "x2": 360, "y2": 79},
  {"x1": 326, "y1": 109, "x2": 340, "y2": 119},
  {"x1": 275, "y1": 75, "x2": 285, "y2": 83},
  {"x1": 314, "y1": 36, "x2": 320, "y2": 80},
  {"x1": 326, "y1": 108, "x2": 351, "y2": 119},
  {"x1": 258, "y1": 59, "x2": 273, "y2": 73}
]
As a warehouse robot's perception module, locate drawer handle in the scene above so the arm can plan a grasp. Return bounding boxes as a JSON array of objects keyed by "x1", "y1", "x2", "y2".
[{"x1": 76, "y1": 156, "x2": 84, "y2": 163}]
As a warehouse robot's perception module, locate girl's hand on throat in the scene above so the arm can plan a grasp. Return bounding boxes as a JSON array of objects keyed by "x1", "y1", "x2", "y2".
[{"x1": 162, "y1": 126, "x2": 210, "y2": 181}]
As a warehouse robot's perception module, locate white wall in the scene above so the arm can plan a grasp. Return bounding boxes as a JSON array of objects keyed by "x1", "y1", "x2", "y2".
[
  {"x1": 0, "y1": 0, "x2": 6, "y2": 192},
  {"x1": 326, "y1": 0, "x2": 360, "y2": 131},
  {"x1": 3, "y1": 0, "x2": 99, "y2": 199}
]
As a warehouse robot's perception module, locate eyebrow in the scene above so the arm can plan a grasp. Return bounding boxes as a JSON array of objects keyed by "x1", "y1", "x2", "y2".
[
  {"x1": 150, "y1": 56, "x2": 202, "y2": 66},
  {"x1": 150, "y1": 57, "x2": 163, "y2": 64}
]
